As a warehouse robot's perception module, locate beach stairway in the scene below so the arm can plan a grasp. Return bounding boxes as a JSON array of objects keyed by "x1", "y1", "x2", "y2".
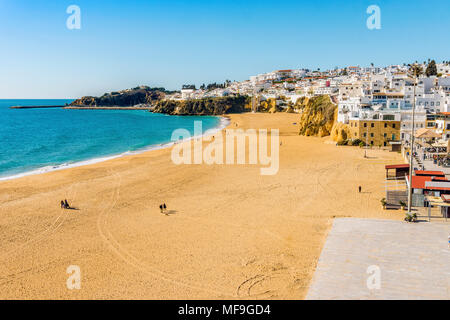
[{"x1": 386, "y1": 190, "x2": 408, "y2": 206}]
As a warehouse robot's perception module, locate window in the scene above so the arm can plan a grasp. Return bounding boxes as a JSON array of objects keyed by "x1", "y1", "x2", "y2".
[
  {"x1": 371, "y1": 123, "x2": 374, "y2": 128},
  {"x1": 393, "y1": 124, "x2": 396, "y2": 128},
  {"x1": 384, "y1": 133, "x2": 387, "y2": 137},
  {"x1": 363, "y1": 133, "x2": 367, "y2": 137},
  {"x1": 364, "y1": 123, "x2": 367, "y2": 127},
  {"x1": 370, "y1": 141, "x2": 374, "y2": 145},
  {"x1": 370, "y1": 133, "x2": 374, "y2": 137},
  {"x1": 384, "y1": 123, "x2": 387, "y2": 128}
]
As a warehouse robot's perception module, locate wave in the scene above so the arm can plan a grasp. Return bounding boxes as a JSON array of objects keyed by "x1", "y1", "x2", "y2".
[{"x1": 0, "y1": 116, "x2": 230, "y2": 182}]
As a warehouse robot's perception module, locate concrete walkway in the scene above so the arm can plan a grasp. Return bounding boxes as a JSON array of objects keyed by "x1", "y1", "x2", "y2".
[{"x1": 306, "y1": 218, "x2": 450, "y2": 299}]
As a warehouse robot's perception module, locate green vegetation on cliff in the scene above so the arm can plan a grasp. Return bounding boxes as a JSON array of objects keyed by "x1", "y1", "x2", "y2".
[
  {"x1": 152, "y1": 96, "x2": 252, "y2": 115},
  {"x1": 70, "y1": 86, "x2": 172, "y2": 107}
]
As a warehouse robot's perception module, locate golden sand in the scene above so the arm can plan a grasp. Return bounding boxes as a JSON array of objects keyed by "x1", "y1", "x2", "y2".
[{"x1": 0, "y1": 113, "x2": 404, "y2": 299}]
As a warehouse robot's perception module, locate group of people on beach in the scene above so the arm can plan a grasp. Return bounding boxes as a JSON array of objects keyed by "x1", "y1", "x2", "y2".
[
  {"x1": 159, "y1": 203, "x2": 168, "y2": 214},
  {"x1": 60, "y1": 199, "x2": 71, "y2": 209}
]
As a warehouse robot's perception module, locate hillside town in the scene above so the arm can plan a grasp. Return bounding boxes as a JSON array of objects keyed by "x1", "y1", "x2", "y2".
[
  {"x1": 170, "y1": 60, "x2": 450, "y2": 152},
  {"x1": 167, "y1": 61, "x2": 450, "y2": 216}
]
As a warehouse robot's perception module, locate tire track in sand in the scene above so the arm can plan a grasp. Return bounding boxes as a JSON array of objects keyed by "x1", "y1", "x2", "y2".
[
  {"x1": 96, "y1": 169, "x2": 232, "y2": 297},
  {"x1": 0, "y1": 183, "x2": 78, "y2": 261},
  {"x1": 0, "y1": 184, "x2": 78, "y2": 285}
]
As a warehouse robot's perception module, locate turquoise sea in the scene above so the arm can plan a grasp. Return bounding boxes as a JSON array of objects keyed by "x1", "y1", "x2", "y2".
[{"x1": 0, "y1": 100, "x2": 223, "y2": 180}]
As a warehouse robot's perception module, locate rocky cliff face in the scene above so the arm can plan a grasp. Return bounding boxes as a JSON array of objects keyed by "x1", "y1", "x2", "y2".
[
  {"x1": 297, "y1": 95, "x2": 337, "y2": 137},
  {"x1": 152, "y1": 96, "x2": 252, "y2": 115},
  {"x1": 297, "y1": 95, "x2": 351, "y2": 143},
  {"x1": 258, "y1": 98, "x2": 282, "y2": 113},
  {"x1": 70, "y1": 86, "x2": 168, "y2": 107},
  {"x1": 330, "y1": 122, "x2": 351, "y2": 144}
]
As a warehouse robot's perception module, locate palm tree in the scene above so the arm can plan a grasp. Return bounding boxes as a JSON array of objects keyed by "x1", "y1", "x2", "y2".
[{"x1": 409, "y1": 63, "x2": 423, "y2": 78}]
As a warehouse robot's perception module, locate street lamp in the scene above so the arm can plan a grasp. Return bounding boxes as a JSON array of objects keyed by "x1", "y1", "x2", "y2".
[
  {"x1": 365, "y1": 116, "x2": 369, "y2": 158},
  {"x1": 407, "y1": 68, "x2": 419, "y2": 214}
]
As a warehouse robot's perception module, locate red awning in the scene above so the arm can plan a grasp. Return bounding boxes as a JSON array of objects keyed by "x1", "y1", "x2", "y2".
[
  {"x1": 433, "y1": 177, "x2": 448, "y2": 181},
  {"x1": 409, "y1": 175, "x2": 432, "y2": 189},
  {"x1": 415, "y1": 170, "x2": 445, "y2": 176},
  {"x1": 425, "y1": 186, "x2": 450, "y2": 191},
  {"x1": 385, "y1": 164, "x2": 409, "y2": 170}
]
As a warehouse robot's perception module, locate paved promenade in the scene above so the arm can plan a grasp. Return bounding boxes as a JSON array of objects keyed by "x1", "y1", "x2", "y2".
[{"x1": 306, "y1": 218, "x2": 450, "y2": 299}]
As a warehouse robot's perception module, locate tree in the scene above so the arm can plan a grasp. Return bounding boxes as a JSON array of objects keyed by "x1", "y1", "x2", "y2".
[
  {"x1": 425, "y1": 60, "x2": 438, "y2": 77},
  {"x1": 409, "y1": 63, "x2": 423, "y2": 78}
]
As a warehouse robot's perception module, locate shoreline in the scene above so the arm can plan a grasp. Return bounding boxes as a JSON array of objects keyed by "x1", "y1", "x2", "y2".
[{"x1": 0, "y1": 116, "x2": 230, "y2": 182}]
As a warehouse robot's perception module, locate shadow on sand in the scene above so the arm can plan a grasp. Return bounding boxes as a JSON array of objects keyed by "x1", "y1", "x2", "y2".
[{"x1": 163, "y1": 210, "x2": 177, "y2": 215}]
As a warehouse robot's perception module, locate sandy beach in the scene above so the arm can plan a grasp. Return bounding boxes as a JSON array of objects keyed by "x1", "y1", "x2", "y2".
[{"x1": 0, "y1": 113, "x2": 404, "y2": 299}]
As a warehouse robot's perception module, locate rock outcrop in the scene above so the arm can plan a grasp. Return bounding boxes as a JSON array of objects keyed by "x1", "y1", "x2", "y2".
[
  {"x1": 70, "y1": 86, "x2": 169, "y2": 107},
  {"x1": 298, "y1": 95, "x2": 337, "y2": 137},
  {"x1": 330, "y1": 122, "x2": 351, "y2": 144},
  {"x1": 152, "y1": 96, "x2": 252, "y2": 115},
  {"x1": 258, "y1": 98, "x2": 280, "y2": 113}
]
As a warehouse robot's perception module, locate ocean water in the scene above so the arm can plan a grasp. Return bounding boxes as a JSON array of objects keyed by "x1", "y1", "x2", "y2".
[{"x1": 0, "y1": 99, "x2": 223, "y2": 180}]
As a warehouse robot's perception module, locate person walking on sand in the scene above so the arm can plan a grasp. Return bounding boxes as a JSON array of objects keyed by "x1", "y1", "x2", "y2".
[
  {"x1": 159, "y1": 204, "x2": 163, "y2": 213},
  {"x1": 163, "y1": 203, "x2": 167, "y2": 213},
  {"x1": 64, "y1": 199, "x2": 70, "y2": 209},
  {"x1": 358, "y1": 186, "x2": 362, "y2": 193},
  {"x1": 60, "y1": 200, "x2": 65, "y2": 209}
]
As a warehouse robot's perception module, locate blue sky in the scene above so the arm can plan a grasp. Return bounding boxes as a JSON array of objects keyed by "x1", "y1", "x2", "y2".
[{"x1": 0, "y1": 0, "x2": 449, "y2": 98}]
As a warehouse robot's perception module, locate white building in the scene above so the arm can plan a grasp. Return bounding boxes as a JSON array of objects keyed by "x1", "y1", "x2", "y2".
[
  {"x1": 181, "y1": 88, "x2": 194, "y2": 100},
  {"x1": 437, "y1": 63, "x2": 450, "y2": 75},
  {"x1": 337, "y1": 97, "x2": 363, "y2": 123}
]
